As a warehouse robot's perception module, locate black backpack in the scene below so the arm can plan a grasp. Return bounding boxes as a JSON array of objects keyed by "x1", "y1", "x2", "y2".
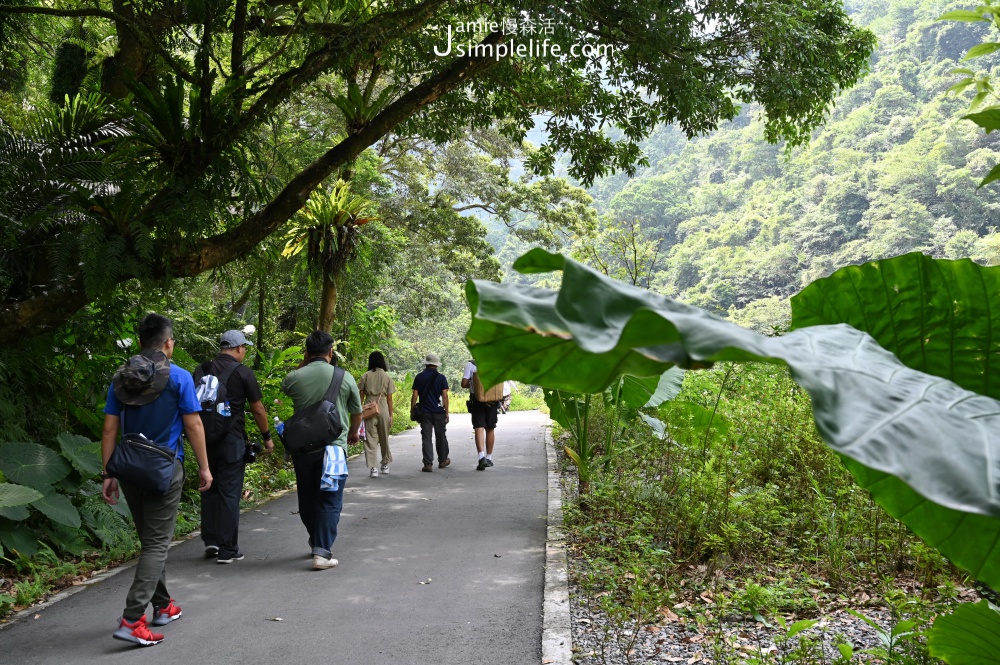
[
  {"x1": 282, "y1": 367, "x2": 345, "y2": 455},
  {"x1": 194, "y1": 361, "x2": 240, "y2": 445}
]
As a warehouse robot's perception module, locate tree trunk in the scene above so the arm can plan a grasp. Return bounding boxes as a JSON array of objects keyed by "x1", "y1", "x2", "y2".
[
  {"x1": 254, "y1": 277, "x2": 266, "y2": 370},
  {"x1": 317, "y1": 268, "x2": 338, "y2": 333}
]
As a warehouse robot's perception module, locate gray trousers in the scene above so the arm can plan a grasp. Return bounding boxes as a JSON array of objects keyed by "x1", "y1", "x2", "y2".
[
  {"x1": 420, "y1": 412, "x2": 449, "y2": 465},
  {"x1": 119, "y1": 459, "x2": 184, "y2": 620}
]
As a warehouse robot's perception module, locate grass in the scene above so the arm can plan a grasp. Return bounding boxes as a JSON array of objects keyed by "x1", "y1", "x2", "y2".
[{"x1": 562, "y1": 362, "x2": 968, "y2": 664}]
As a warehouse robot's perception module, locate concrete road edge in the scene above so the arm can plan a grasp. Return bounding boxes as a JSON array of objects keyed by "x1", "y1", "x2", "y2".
[{"x1": 541, "y1": 425, "x2": 573, "y2": 664}]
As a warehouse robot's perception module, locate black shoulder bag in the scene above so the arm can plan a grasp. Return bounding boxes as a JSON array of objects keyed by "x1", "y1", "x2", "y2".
[{"x1": 281, "y1": 367, "x2": 346, "y2": 455}]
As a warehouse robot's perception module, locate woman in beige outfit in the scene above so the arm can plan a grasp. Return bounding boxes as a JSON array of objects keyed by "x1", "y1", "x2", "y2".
[{"x1": 358, "y1": 351, "x2": 396, "y2": 478}]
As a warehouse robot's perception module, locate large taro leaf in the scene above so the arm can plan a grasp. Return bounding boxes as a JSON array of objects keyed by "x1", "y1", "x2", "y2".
[
  {"x1": 57, "y1": 432, "x2": 102, "y2": 477},
  {"x1": 0, "y1": 518, "x2": 38, "y2": 558},
  {"x1": 927, "y1": 600, "x2": 1000, "y2": 664},
  {"x1": 0, "y1": 482, "x2": 43, "y2": 509},
  {"x1": 466, "y1": 249, "x2": 1000, "y2": 588},
  {"x1": 31, "y1": 493, "x2": 81, "y2": 528},
  {"x1": 0, "y1": 442, "x2": 71, "y2": 489},
  {"x1": 617, "y1": 368, "x2": 686, "y2": 409},
  {"x1": 791, "y1": 252, "x2": 1000, "y2": 400},
  {"x1": 543, "y1": 389, "x2": 588, "y2": 431}
]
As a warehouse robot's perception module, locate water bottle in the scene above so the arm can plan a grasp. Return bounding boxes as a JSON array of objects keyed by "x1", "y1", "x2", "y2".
[
  {"x1": 273, "y1": 416, "x2": 285, "y2": 437},
  {"x1": 217, "y1": 400, "x2": 231, "y2": 417}
]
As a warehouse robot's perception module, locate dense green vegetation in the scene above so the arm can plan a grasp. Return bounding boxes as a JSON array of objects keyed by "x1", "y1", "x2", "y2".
[
  {"x1": 506, "y1": 0, "x2": 999, "y2": 334},
  {"x1": 5, "y1": 0, "x2": 1000, "y2": 661}
]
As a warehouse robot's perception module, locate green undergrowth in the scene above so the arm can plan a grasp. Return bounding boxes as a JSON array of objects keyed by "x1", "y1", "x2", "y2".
[{"x1": 562, "y1": 363, "x2": 969, "y2": 664}]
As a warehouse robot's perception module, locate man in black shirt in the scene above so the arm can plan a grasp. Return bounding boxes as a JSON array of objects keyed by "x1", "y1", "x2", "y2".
[
  {"x1": 194, "y1": 329, "x2": 273, "y2": 563},
  {"x1": 411, "y1": 353, "x2": 450, "y2": 472}
]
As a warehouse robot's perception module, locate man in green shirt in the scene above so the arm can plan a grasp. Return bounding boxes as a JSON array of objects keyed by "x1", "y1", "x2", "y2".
[{"x1": 280, "y1": 330, "x2": 362, "y2": 570}]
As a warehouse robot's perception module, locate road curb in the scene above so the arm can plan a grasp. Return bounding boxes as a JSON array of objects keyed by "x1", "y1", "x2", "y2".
[{"x1": 541, "y1": 426, "x2": 573, "y2": 665}]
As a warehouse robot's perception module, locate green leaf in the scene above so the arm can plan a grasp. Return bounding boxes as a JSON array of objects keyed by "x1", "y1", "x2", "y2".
[
  {"x1": 664, "y1": 401, "x2": 730, "y2": 438},
  {"x1": 964, "y1": 109, "x2": 1000, "y2": 133},
  {"x1": 31, "y1": 493, "x2": 80, "y2": 528},
  {"x1": 0, "y1": 482, "x2": 43, "y2": 509},
  {"x1": 786, "y1": 619, "x2": 818, "y2": 638},
  {"x1": 615, "y1": 370, "x2": 684, "y2": 409},
  {"x1": 639, "y1": 413, "x2": 668, "y2": 439},
  {"x1": 938, "y1": 10, "x2": 989, "y2": 22},
  {"x1": 0, "y1": 519, "x2": 38, "y2": 558},
  {"x1": 927, "y1": 600, "x2": 1000, "y2": 664},
  {"x1": 544, "y1": 389, "x2": 588, "y2": 431},
  {"x1": 0, "y1": 443, "x2": 71, "y2": 489},
  {"x1": 0, "y1": 505, "x2": 30, "y2": 521},
  {"x1": 41, "y1": 522, "x2": 89, "y2": 555},
  {"x1": 948, "y1": 79, "x2": 976, "y2": 96},
  {"x1": 965, "y1": 43, "x2": 1000, "y2": 59},
  {"x1": 952, "y1": 68, "x2": 977, "y2": 75},
  {"x1": 465, "y1": 251, "x2": 1000, "y2": 588},
  {"x1": 57, "y1": 432, "x2": 102, "y2": 476},
  {"x1": 838, "y1": 643, "x2": 854, "y2": 660},
  {"x1": 790, "y1": 253, "x2": 1000, "y2": 399},
  {"x1": 980, "y1": 162, "x2": 1000, "y2": 189}
]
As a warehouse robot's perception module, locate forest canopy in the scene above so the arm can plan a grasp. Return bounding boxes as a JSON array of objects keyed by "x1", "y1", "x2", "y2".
[{"x1": 0, "y1": 0, "x2": 875, "y2": 344}]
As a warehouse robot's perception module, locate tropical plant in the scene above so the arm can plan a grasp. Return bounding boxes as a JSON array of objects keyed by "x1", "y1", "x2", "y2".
[
  {"x1": 547, "y1": 368, "x2": 684, "y2": 494},
  {"x1": 283, "y1": 180, "x2": 377, "y2": 331},
  {"x1": 464, "y1": 249, "x2": 1000, "y2": 664},
  {"x1": 941, "y1": 5, "x2": 1000, "y2": 187},
  {"x1": 0, "y1": 434, "x2": 131, "y2": 559}
]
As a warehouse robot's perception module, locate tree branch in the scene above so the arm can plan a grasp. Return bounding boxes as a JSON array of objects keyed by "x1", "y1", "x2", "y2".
[{"x1": 168, "y1": 31, "x2": 506, "y2": 277}]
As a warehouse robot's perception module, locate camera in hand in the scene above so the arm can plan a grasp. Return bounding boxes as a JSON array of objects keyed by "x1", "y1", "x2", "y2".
[{"x1": 243, "y1": 441, "x2": 262, "y2": 464}]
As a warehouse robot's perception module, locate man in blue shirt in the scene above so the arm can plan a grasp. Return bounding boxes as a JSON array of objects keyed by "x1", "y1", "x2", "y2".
[
  {"x1": 101, "y1": 313, "x2": 213, "y2": 647},
  {"x1": 411, "y1": 353, "x2": 450, "y2": 472}
]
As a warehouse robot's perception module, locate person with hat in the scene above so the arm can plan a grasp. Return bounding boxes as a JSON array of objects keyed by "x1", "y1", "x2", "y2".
[
  {"x1": 411, "y1": 353, "x2": 450, "y2": 472},
  {"x1": 100, "y1": 313, "x2": 213, "y2": 647},
  {"x1": 280, "y1": 330, "x2": 363, "y2": 570},
  {"x1": 194, "y1": 329, "x2": 274, "y2": 564}
]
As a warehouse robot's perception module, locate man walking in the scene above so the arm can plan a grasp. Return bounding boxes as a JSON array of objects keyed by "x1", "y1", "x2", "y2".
[
  {"x1": 412, "y1": 353, "x2": 450, "y2": 472},
  {"x1": 281, "y1": 331, "x2": 362, "y2": 570},
  {"x1": 101, "y1": 313, "x2": 213, "y2": 647},
  {"x1": 194, "y1": 329, "x2": 274, "y2": 564},
  {"x1": 462, "y1": 360, "x2": 502, "y2": 471}
]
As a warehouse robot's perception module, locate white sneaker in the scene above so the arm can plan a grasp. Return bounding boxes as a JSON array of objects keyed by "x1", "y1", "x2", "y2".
[
  {"x1": 312, "y1": 555, "x2": 339, "y2": 570},
  {"x1": 370, "y1": 467, "x2": 379, "y2": 478},
  {"x1": 380, "y1": 464, "x2": 389, "y2": 475}
]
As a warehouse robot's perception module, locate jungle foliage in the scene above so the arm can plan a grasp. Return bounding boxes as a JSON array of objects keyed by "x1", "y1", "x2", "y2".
[
  {"x1": 551, "y1": 0, "x2": 1000, "y2": 332},
  {"x1": 0, "y1": 0, "x2": 874, "y2": 344}
]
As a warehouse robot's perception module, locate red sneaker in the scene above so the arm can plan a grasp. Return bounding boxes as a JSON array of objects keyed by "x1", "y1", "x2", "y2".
[
  {"x1": 113, "y1": 615, "x2": 164, "y2": 646},
  {"x1": 151, "y1": 599, "x2": 182, "y2": 626}
]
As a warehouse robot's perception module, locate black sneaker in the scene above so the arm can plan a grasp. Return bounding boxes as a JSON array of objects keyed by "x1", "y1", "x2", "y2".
[
  {"x1": 476, "y1": 458, "x2": 487, "y2": 471},
  {"x1": 485, "y1": 459, "x2": 494, "y2": 467},
  {"x1": 217, "y1": 552, "x2": 245, "y2": 564},
  {"x1": 204, "y1": 545, "x2": 219, "y2": 559}
]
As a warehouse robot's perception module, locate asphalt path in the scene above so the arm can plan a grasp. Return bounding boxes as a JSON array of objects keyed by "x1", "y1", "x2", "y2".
[{"x1": 3, "y1": 410, "x2": 550, "y2": 665}]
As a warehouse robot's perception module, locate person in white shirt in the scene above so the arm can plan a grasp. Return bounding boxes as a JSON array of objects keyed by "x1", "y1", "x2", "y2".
[{"x1": 462, "y1": 360, "x2": 501, "y2": 471}]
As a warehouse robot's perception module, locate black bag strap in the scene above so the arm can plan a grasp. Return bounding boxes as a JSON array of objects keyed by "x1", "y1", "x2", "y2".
[
  {"x1": 321, "y1": 366, "x2": 345, "y2": 404},
  {"x1": 195, "y1": 359, "x2": 240, "y2": 392},
  {"x1": 216, "y1": 361, "x2": 240, "y2": 392}
]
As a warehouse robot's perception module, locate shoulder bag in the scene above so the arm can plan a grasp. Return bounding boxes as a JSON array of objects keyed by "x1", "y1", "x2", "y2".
[
  {"x1": 282, "y1": 367, "x2": 346, "y2": 455},
  {"x1": 106, "y1": 433, "x2": 177, "y2": 496}
]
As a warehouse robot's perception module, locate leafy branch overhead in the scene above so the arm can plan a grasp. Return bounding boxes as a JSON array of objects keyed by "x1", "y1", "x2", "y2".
[
  {"x1": 465, "y1": 250, "x2": 1000, "y2": 589},
  {"x1": 0, "y1": 0, "x2": 875, "y2": 343},
  {"x1": 941, "y1": 5, "x2": 1000, "y2": 187}
]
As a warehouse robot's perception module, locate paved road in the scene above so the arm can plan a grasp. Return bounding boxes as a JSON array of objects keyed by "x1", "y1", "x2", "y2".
[{"x1": 2, "y1": 410, "x2": 550, "y2": 665}]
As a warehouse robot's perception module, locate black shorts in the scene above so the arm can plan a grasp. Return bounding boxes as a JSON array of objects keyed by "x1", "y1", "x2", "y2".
[{"x1": 469, "y1": 399, "x2": 499, "y2": 430}]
